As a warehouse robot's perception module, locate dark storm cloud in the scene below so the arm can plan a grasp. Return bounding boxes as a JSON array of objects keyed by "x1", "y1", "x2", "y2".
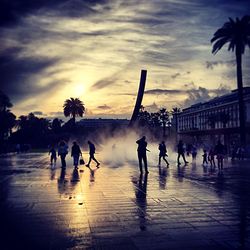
[
  {"x1": 183, "y1": 85, "x2": 230, "y2": 107},
  {"x1": 0, "y1": 0, "x2": 108, "y2": 26},
  {"x1": 91, "y1": 70, "x2": 126, "y2": 90},
  {"x1": 97, "y1": 104, "x2": 111, "y2": 110},
  {"x1": 171, "y1": 73, "x2": 181, "y2": 79},
  {"x1": 145, "y1": 89, "x2": 184, "y2": 95},
  {"x1": 33, "y1": 111, "x2": 44, "y2": 116},
  {"x1": 206, "y1": 60, "x2": 235, "y2": 69},
  {"x1": 144, "y1": 84, "x2": 230, "y2": 108},
  {"x1": 91, "y1": 76, "x2": 117, "y2": 90},
  {"x1": 49, "y1": 111, "x2": 64, "y2": 116},
  {"x1": 0, "y1": 48, "x2": 61, "y2": 102}
]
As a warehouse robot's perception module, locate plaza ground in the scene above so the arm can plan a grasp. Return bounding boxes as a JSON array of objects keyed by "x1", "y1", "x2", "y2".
[{"x1": 0, "y1": 152, "x2": 250, "y2": 249}]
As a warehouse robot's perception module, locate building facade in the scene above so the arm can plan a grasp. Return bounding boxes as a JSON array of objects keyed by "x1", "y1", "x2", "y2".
[{"x1": 177, "y1": 87, "x2": 250, "y2": 147}]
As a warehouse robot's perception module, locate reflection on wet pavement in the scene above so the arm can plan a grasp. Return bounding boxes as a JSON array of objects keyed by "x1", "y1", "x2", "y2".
[{"x1": 0, "y1": 153, "x2": 250, "y2": 249}]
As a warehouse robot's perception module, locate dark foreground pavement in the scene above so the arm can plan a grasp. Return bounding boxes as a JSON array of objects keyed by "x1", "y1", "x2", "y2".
[{"x1": 0, "y1": 152, "x2": 250, "y2": 250}]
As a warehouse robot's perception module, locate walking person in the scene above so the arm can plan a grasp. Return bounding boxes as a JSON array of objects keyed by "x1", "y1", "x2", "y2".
[
  {"x1": 191, "y1": 145, "x2": 197, "y2": 161},
  {"x1": 136, "y1": 136, "x2": 149, "y2": 174},
  {"x1": 202, "y1": 149, "x2": 208, "y2": 166},
  {"x1": 58, "y1": 140, "x2": 68, "y2": 169},
  {"x1": 86, "y1": 141, "x2": 100, "y2": 168},
  {"x1": 208, "y1": 148, "x2": 216, "y2": 168},
  {"x1": 71, "y1": 141, "x2": 82, "y2": 169},
  {"x1": 177, "y1": 140, "x2": 188, "y2": 165},
  {"x1": 214, "y1": 140, "x2": 225, "y2": 171},
  {"x1": 158, "y1": 141, "x2": 169, "y2": 167},
  {"x1": 49, "y1": 145, "x2": 57, "y2": 165}
]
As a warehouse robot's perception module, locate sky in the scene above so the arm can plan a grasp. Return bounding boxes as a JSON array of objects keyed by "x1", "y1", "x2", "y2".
[{"x1": 1, "y1": 0, "x2": 250, "y2": 120}]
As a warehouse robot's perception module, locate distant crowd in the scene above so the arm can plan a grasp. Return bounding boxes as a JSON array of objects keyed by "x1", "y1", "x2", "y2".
[
  {"x1": 136, "y1": 136, "x2": 229, "y2": 174},
  {"x1": 14, "y1": 136, "x2": 247, "y2": 174}
]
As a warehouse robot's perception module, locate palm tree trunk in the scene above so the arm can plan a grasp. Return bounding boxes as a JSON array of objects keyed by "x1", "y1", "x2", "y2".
[{"x1": 236, "y1": 47, "x2": 246, "y2": 146}]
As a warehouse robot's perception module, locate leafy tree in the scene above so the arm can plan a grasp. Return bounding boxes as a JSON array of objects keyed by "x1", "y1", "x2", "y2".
[
  {"x1": 211, "y1": 15, "x2": 250, "y2": 146},
  {"x1": 0, "y1": 92, "x2": 16, "y2": 142},
  {"x1": 63, "y1": 98, "x2": 85, "y2": 123},
  {"x1": 0, "y1": 110, "x2": 16, "y2": 141},
  {"x1": 0, "y1": 91, "x2": 13, "y2": 112},
  {"x1": 51, "y1": 118, "x2": 63, "y2": 134}
]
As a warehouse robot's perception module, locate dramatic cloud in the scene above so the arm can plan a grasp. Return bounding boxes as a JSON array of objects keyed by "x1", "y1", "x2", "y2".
[
  {"x1": 97, "y1": 104, "x2": 112, "y2": 110},
  {"x1": 183, "y1": 85, "x2": 231, "y2": 108},
  {"x1": 206, "y1": 60, "x2": 235, "y2": 69},
  {"x1": 144, "y1": 89, "x2": 184, "y2": 95},
  {"x1": 32, "y1": 111, "x2": 44, "y2": 116},
  {"x1": 0, "y1": 0, "x2": 249, "y2": 117}
]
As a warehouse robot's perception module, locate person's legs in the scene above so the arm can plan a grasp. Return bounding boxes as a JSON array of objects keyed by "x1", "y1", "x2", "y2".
[
  {"x1": 142, "y1": 154, "x2": 148, "y2": 173},
  {"x1": 86, "y1": 154, "x2": 92, "y2": 166},
  {"x1": 92, "y1": 154, "x2": 100, "y2": 165},
  {"x1": 138, "y1": 153, "x2": 143, "y2": 173},
  {"x1": 182, "y1": 153, "x2": 188, "y2": 163},
  {"x1": 61, "y1": 154, "x2": 66, "y2": 168},
  {"x1": 212, "y1": 159, "x2": 216, "y2": 168},
  {"x1": 73, "y1": 155, "x2": 79, "y2": 168},
  {"x1": 158, "y1": 155, "x2": 161, "y2": 166},
  {"x1": 163, "y1": 156, "x2": 169, "y2": 166},
  {"x1": 177, "y1": 153, "x2": 181, "y2": 164}
]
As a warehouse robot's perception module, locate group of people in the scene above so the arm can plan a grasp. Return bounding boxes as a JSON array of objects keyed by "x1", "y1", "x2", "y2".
[
  {"x1": 49, "y1": 140, "x2": 100, "y2": 169},
  {"x1": 136, "y1": 136, "x2": 227, "y2": 174},
  {"x1": 201, "y1": 141, "x2": 226, "y2": 170},
  {"x1": 49, "y1": 136, "x2": 227, "y2": 174}
]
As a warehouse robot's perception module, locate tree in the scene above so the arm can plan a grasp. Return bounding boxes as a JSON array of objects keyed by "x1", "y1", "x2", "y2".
[
  {"x1": 0, "y1": 110, "x2": 16, "y2": 141},
  {"x1": 159, "y1": 108, "x2": 169, "y2": 137},
  {"x1": 0, "y1": 91, "x2": 13, "y2": 112},
  {"x1": 15, "y1": 113, "x2": 50, "y2": 146},
  {"x1": 171, "y1": 107, "x2": 181, "y2": 142},
  {"x1": 63, "y1": 98, "x2": 85, "y2": 123},
  {"x1": 51, "y1": 118, "x2": 63, "y2": 134},
  {"x1": 211, "y1": 15, "x2": 250, "y2": 146},
  {"x1": 0, "y1": 92, "x2": 16, "y2": 143}
]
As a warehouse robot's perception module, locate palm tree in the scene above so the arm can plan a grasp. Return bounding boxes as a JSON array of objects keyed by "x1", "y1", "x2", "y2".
[
  {"x1": 171, "y1": 107, "x2": 181, "y2": 143},
  {"x1": 63, "y1": 98, "x2": 85, "y2": 123},
  {"x1": 159, "y1": 108, "x2": 169, "y2": 137},
  {"x1": 211, "y1": 15, "x2": 250, "y2": 146}
]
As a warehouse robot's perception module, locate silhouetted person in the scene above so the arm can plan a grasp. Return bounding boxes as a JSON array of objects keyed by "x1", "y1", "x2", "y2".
[
  {"x1": 49, "y1": 146, "x2": 57, "y2": 165},
  {"x1": 58, "y1": 140, "x2": 68, "y2": 168},
  {"x1": 231, "y1": 143, "x2": 237, "y2": 161},
  {"x1": 16, "y1": 143, "x2": 21, "y2": 154},
  {"x1": 237, "y1": 146, "x2": 245, "y2": 160},
  {"x1": 186, "y1": 143, "x2": 192, "y2": 157},
  {"x1": 202, "y1": 149, "x2": 208, "y2": 165},
  {"x1": 208, "y1": 148, "x2": 216, "y2": 168},
  {"x1": 86, "y1": 141, "x2": 100, "y2": 167},
  {"x1": 191, "y1": 145, "x2": 197, "y2": 161},
  {"x1": 136, "y1": 136, "x2": 149, "y2": 174},
  {"x1": 177, "y1": 140, "x2": 188, "y2": 165},
  {"x1": 214, "y1": 140, "x2": 225, "y2": 171},
  {"x1": 71, "y1": 141, "x2": 82, "y2": 169},
  {"x1": 158, "y1": 141, "x2": 169, "y2": 167}
]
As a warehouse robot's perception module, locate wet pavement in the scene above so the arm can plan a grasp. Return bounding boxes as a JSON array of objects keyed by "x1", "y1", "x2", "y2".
[{"x1": 0, "y1": 152, "x2": 250, "y2": 250}]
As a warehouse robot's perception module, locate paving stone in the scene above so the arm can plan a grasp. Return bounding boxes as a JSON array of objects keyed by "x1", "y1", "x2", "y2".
[{"x1": 0, "y1": 153, "x2": 250, "y2": 249}]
